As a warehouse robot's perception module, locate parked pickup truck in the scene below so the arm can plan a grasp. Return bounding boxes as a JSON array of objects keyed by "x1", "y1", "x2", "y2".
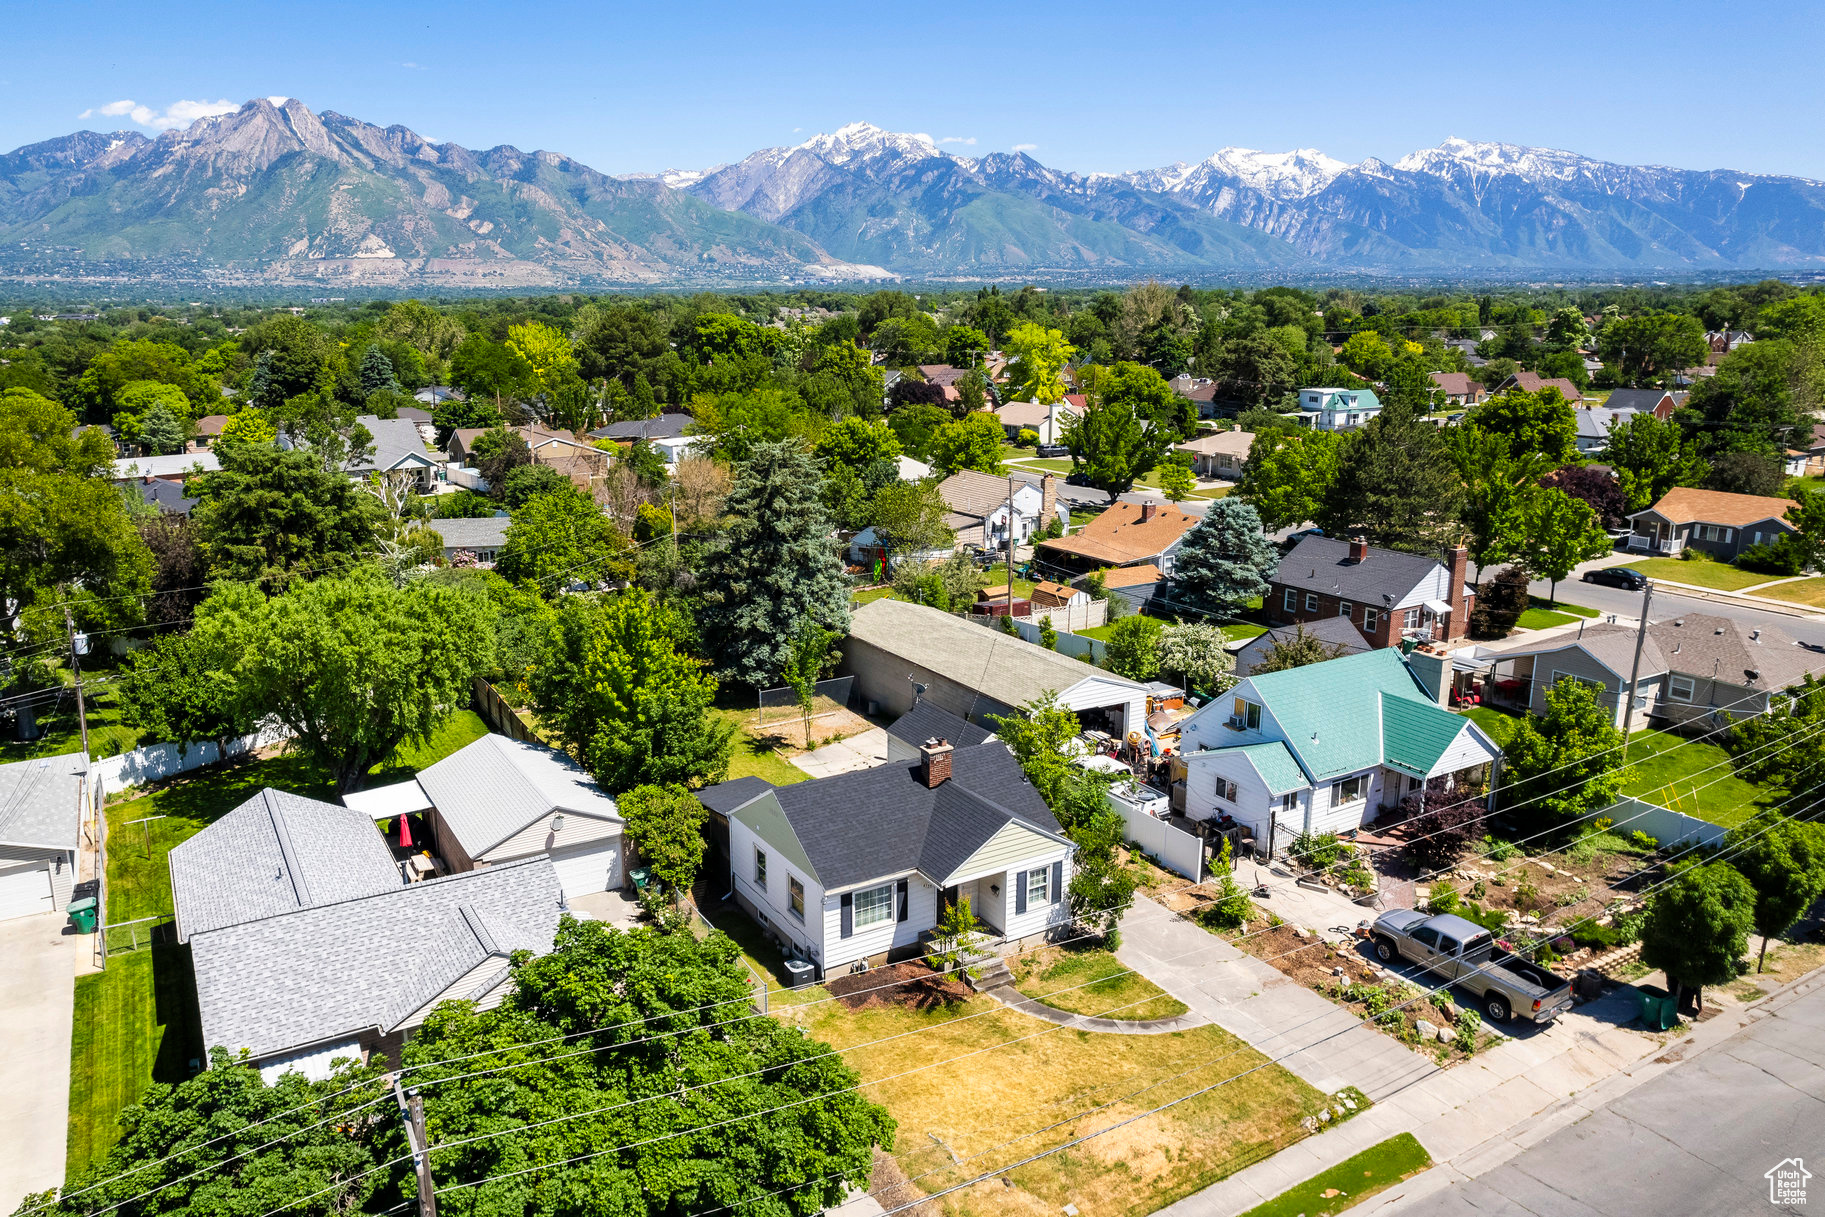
[{"x1": 1368, "y1": 909, "x2": 1574, "y2": 1024}]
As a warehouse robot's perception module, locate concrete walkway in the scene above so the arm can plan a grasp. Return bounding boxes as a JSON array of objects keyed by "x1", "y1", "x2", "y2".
[
  {"x1": 982, "y1": 980, "x2": 1209, "y2": 1034},
  {"x1": 1116, "y1": 896, "x2": 1436, "y2": 1100},
  {"x1": 789, "y1": 727, "x2": 890, "y2": 778},
  {"x1": 0, "y1": 912, "x2": 75, "y2": 1212}
]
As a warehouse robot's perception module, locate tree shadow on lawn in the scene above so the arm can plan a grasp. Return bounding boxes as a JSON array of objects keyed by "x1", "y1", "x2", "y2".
[{"x1": 150, "y1": 942, "x2": 204, "y2": 1083}]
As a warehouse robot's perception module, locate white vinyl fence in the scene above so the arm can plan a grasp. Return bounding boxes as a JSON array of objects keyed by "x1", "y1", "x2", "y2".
[
  {"x1": 90, "y1": 722, "x2": 294, "y2": 792},
  {"x1": 1006, "y1": 619, "x2": 1107, "y2": 665},
  {"x1": 1602, "y1": 797, "x2": 1727, "y2": 851},
  {"x1": 1108, "y1": 799, "x2": 1204, "y2": 881}
]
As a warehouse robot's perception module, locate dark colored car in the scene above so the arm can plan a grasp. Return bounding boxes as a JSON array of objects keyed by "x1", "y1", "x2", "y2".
[
  {"x1": 1582, "y1": 566, "x2": 1648, "y2": 591},
  {"x1": 1035, "y1": 444, "x2": 1068, "y2": 458},
  {"x1": 1066, "y1": 471, "x2": 1095, "y2": 487}
]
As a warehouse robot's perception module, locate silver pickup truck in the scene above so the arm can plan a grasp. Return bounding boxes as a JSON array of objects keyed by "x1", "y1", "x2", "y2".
[{"x1": 1369, "y1": 909, "x2": 1574, "y2": 1024}]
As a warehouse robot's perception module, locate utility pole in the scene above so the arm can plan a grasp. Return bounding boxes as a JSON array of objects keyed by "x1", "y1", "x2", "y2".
[
  {"x1": 61, "y1": 602, "x2": 90, "y2": 760},
  {"x1": 1621, "y1": 582, "x2": 1654, "y2": 741},
  {"x1": 1005, "y1": 472, "x2": 1017, "y2": 615},
  {"x1": 392, "y1": 1075, "x2": 438, "y2": 1217}
]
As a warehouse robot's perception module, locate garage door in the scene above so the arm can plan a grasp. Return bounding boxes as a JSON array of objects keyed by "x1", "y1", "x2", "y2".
[
  {"x1": 548, "y1": 839, "x2": 622, "y2": 898},
  {"x1": 0, "y1": 862, "x2": 53, "y2": 922}
]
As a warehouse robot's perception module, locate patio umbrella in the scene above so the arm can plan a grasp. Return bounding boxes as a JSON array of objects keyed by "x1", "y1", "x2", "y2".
[{"x1": 399, "y1": 815, "x2": 413, "y2": 848}]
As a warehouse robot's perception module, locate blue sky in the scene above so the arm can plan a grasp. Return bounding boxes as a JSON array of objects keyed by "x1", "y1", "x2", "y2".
[{"x1": 4, "y1": 1, "x2": 1822, "y2": 179}]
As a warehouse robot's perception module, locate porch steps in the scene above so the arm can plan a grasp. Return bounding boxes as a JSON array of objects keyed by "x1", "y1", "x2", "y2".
[{"x1": 967, "y1": 956, "x2": 1014, "y2": 993}]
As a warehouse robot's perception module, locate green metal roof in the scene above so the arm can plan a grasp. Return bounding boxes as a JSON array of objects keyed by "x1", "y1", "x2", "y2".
[
  {"x1": 1234, "y1": 742, "x2": 1310, "y2": 795},
  {"x1": 1244, "y1": 648, "x2": 1472, "y2": 783}
]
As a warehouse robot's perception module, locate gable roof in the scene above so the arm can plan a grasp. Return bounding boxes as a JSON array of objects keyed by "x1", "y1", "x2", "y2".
[
  {"x1": 939, "y1": 469, "x2": 1034, "y2": 518},
  {"x1": 723, "y1": 742, "x2": 1062, "y2": 891},
  {"x1": 1428, "y1": 372, "x2": 1482, "y2": 397},
  {"x1": 169, "y1": 789, "x2": 402, "y2": 942},
  {"x1": 1273, "y1": 535, "x2": 1444, "y2": 604},
  {"x1": 1500, "y1": 371, "x2": 1583, "y2": 401},
  {"x1": 919, "y1": 364, "x2": 972, "y2": 387},
  {"x1": 848, "y1": 598, "x2": 1145, "y2": 711},
  {"x1": 1036, "y1": 501, "x2": 1200, "y2": 566},
  {"x1": 190, "y1": 859, "x2": 560, "y2": 1062},
  {"x1": 1234, "y1": 617, "x2": 1371, "y2": 676},
  {"x1": 589, "y1": 413, "x2": 694, "y2": 441},
  {"x1": 1603, "y1": 389, "x2": 1675, "y2": 413},
  {"x1": 694, "y1": 775, "x2": 776, "y2": 818},
  {"x1": 0, "y1": 752, "x2": 86, "y2": 851},
  {"x1": 195, "y1": 414, "x2": 230, "y2": 436},
  {"x1": 887, "y1": 701, "x2": 994, "y2": 751},
  {"x1": 1235, "y1": 648, "x2": 1493, "y2": 782},
  {"x1": 1100, "y1": 563, "x2": 1165, "y2": 589},
  {"x1": 1633, "y1": 487, "x2": 1798, "y2": 528},
  {"x1": 138, "y1": 478, "x2": 199, "y2": 514},
  {"x1": 1305, "y1": 386, "x2": 1382, "y2": 411},
  {"x1": 1649, "y1": 613, "x2": 1825, "y2": 692},
  {"x1": 110, "y1": 451, "x2": 221, "y2": 480},
  {"x1": 416, "y1": 733, "x2": 619, "y2": 858},
  {"x1": 1575, "y1": 407, "x2": 1636, "y2": 442},
  {"x1": 1230, "y1": 741, "x2": 1309, "y2": 794},
  {"x1": 349, "y1": 415, "x2": 437, "y2": 474},
  {"x1": 1175, "y1": 430, "x2": 1253, "y2": 458}
]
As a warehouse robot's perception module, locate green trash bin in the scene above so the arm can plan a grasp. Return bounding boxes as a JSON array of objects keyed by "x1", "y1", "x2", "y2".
[
  {"x1": 630, "y1": 867, "x2": 653, "y2": 893},
  {"x1": 66, "y1": 897, "x2": 97, "y2": 935},
  {"x1": 1635, "y1": 983, "x2": 1677, "y2": 1031}
]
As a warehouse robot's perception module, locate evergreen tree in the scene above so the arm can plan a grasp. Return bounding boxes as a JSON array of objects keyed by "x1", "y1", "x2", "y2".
[
  {"x1": 1172, "y1": 497, "x2": 1279, "y2": 614},
  {"x1": 137, "y1": 400, "x2": 189, "y2": 455},
  {"x1": 1317, "y1": 401, "x2": 1465, "y2": 553},
  {"x1": 699, "y1": 440, "x2": 851, "y2": 688},
  {"x1": 357, "y1": 344, "x2": 401, "y2": 398}
]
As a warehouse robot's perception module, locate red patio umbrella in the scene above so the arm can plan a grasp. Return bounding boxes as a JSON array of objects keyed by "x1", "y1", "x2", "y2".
[{"x1": 398, "y1": 814, "x2": 413, "y2": 848}]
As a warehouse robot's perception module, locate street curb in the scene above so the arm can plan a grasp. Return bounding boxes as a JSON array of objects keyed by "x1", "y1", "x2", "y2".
[{"x1": 1643, "y1": 579, "x2": 1825, "y2": 619}]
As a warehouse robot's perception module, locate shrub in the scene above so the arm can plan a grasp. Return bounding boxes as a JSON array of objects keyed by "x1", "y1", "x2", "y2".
[
  {"x1": 1017, "y1": 427, "x2": 1040, "y2": 448},
  {"x1": 1483, "y1": 835, "x2": 1521, "y2": 862},
  {"x1": 1594, "y1": 816, "x2": 1614, "y2": 832},
  {"x1": 1739, "y1": 534, "x2": 1807, "y2": 576},
  {"x1": 1290, "y1": 832, "x2": 1351, "y2": 870},
  {"x1": 1454, "y1": 1008, "x2": 1482, "y2": 1048},
  {"x1": 1678, "y1": 546, "x2": 1713, "y2": 563},
  {"x1": 1429, "y1": 990, "x2": 1454, "y2": 1013},
  {"x1": 1400, "y1": 779, "x2": 1485, "y2": 870},
  {"x1": 1198, "y1": 875, "x2": 1256, "y2": 931},
  {"x1": 1513, "y1": 873, "x2": 1540, "y2": 910},
  {"x1": 1469, "y1": 565, "x2": 1530, "y2": 638},
  {"x1": 1426, "y1": 883, "x2": 1461, "y2": 915},
  {"x1": 1630, "y1": 830, "x2": 1659, "y2": 851}
]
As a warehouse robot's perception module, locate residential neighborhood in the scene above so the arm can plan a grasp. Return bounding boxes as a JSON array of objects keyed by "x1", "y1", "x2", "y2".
[{"x1": 4, "y1": 159, "x2": 1825, "y2": 1217}]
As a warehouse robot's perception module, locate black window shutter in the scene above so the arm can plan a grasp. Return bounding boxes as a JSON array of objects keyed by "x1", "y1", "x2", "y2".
[
  {"x1": 896, "y1": 878, "x2": 909, "y2": 922},
  {"x1": 942, "y1": 884, "x2": 959, "y2": 913},
  {"x1": 839, "y1": 892, "x2": 853, "y2": 938},
  {"x1": 1051, "y1": 860, "x2": 1063, "y2": 904},
  {"x1": 1015, "y1": 872, "x2": 1028, "y2": 916}
]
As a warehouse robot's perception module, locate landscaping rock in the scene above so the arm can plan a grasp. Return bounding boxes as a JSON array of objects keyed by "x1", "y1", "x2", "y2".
[
  {"x1": 1437, "y1": 1025, "x2": 1457, "y2": 1043},
  {"x1": 1343, "y1": 1097, "x2": 1358, "y2": 1111},
  {"x1": 1332, "y1": 1106, "x2": 1346, "y2": 1119},
  {"x1": 1317, "y1": 1108, "x2": 1330, "y2": 1123},
  {"x1": 1301, "y1": 1116, "x2": 1319, "y2": 1133},
  {"x1": 1539, "y1": 862, "x2": 1556, "y2": 874},
  {"x1": 1416, "y1": 1018, "x2": 1440, "y2": 1039},
  {"x1": 1292, "y1": 925, "x2": 1309, "y2": 939}
]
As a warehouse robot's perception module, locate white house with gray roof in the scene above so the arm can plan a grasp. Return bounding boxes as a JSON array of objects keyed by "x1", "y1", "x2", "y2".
[
  {"x1": 699, "y1": 740, "x2": 1073, "y2": 978},
  {"x1": 348, "y1": 414, "x2": 442, "y2": 491},
  {"x1": 428, "y1": 515, "x2": 510, "y2": 565},
  {"x1": 1174, "y1": 649, "x2": 1500, "y2": 855},
  {"x1": 189, "y1": 858, "x2": 561, "y2": 1082},
  {"x1": 0, "y1": 752, "x2": 87, "y2": 922}
]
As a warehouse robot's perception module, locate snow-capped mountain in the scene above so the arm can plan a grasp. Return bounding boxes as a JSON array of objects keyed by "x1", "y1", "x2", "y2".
[{"x1": 1124, "y1": 147, "x2": 1351, "y2": 200}]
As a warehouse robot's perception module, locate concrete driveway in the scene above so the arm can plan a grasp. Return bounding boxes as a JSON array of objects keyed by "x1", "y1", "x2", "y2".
[
  {"x1": 789, "y1": 728, "x2": 890, "y2": 779},
  {"x1": 0, "y1": 913, "x2": 75, "y2": 1211}
]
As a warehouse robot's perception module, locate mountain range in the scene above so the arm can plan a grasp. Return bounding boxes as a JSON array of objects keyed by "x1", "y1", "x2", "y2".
[{"x1": 3, "y1": 100, "x2": 1824, "y2": 287}]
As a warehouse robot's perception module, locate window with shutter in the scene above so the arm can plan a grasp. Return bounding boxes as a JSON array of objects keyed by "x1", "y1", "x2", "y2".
[
  {"x1": 896, "y1": 878, "x2": 909, "y2": 922},
  {"x1": 839, "y1": 892, "x2": 853, "y2": 937}
]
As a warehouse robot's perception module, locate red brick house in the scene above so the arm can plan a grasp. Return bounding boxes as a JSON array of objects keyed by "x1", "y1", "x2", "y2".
[{"x1": 1268, "y1": 535, "x2": 1473, "y2": 648}]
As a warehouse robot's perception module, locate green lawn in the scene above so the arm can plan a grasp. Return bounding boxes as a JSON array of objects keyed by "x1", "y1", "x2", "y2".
[
  {"x1": 1624, "y1": 557, "x2": 1775, "y2": 592},
  {"x1": 1516, "y1": 607, "x2": 1579, "y2": 629},
  {"x1": 1462, "y1": 706, "x2": 1524, "y2": 748},
  {"x1": 1754, "y1": 577, "x2": 1825, "y2": 607},
  {"x1": 1224, "y1": 622, "x2": 1269, "y2": 642},
  {"x1": 1010, "y1": 946, "x2": 1189, "y2": 1020},
  {"x1": 1621, "y1": 729, "x2": 1772, "y2": 828},
  {"x1": 67, "y1": 708, "x2": 494, "y2": 1176},
  {"x1": 1237, "y1": 1133, "x2": 1432, "y2": 1217},
  {"x1": 0, "y1": 675, "x2": 145, "y2": 765},
  {"x1": 712, "y1": 708, "x2": 809, "y2": 787}
]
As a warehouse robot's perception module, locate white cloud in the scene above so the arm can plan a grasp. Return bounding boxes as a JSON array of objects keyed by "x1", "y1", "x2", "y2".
[
  {"x1": 402, "y1": 62, "x2": 425, "y2": 70},
  {"x1": 938, "y1": 136, "x2": 977, "y2": 146},
  {"x1": 80, "y1": 98, "x2": 239, "y2": 130},
  {"x1": 1012, "y1": 143, "x2": 1038, "y2": 153}
]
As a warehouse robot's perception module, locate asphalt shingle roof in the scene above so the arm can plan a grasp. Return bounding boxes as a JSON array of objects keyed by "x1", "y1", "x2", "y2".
[
  {"x1": 886, "y1": 702, "x2": 993, "y2": 750},
  {"x1": 190, "y1": 858, "x2": 561, "y2": 1062},
  {"x1": 848, "y1": 599, "x2": 1145, "y2": 712},
  {"x1": 718, "y1": 743, "x2": 1061, "y2": 891},
  {"x1": 1603, "y1": 389, "x2": 1675, "y2": 413},
  {"x1": 1650, "y1": 613, "x2": 1825, "y2": 692},
  {"x1": 415, "y1": 733, "x2": 619, "y2": 859},
  {"x1": 589, "y1": 413, "x2": 694, "y2": 441},
  {"x1": 429, "y1": 516, "x2": 510, "y2": 550},
  {"x1": 0, "y1": 752, "x2": 85, "y2": 851},
  {"x1": 1037, "y1": 501, "x2": 1201, "y2": 566},
  {"x1": 169, "y1": 789, "x2": 403, "y2": 942},
  {"x1": 349, "y1": 415, "x2": 436, "y2": 475},
  {"x1": 1234, "y1": 617, "x2": 1371, "y2": 677},
  {"x1": 694, "y1": 775, "x2": 775, "y2": 818},
  {"x1": 1273, "y1": 535, "x2": 1443, "y2": 605},
  {"x1": 1633, "y1": 487, "x2": 1797, "y2": 528}
]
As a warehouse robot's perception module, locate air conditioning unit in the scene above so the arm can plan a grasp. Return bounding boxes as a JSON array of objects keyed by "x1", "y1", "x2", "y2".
[{"x1": 1227, "y1": 714, "x2": 1247, "y2": 730}]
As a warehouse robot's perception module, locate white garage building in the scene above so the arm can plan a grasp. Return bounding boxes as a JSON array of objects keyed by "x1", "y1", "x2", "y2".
[
  {"x1": 412, "y1": 733, "x2": 625, "y2": 900},
  {"x1": 0, "y1": 752, "x2": 86, "y2": 922},
  {"x1": 843, "y1": 597, "x2": 1148, "y2": 737}
]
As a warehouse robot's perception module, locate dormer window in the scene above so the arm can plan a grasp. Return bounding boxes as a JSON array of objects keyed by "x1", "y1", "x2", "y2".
[{"x1": 1231, "y1": 698, "x2": 1261, "y2": 730}]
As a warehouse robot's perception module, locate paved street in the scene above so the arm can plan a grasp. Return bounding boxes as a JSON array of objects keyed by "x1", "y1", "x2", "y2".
[
  {"x1": 1533, "y1": 553, "x2": 1825, "y2": 646},
  {"x1": 0, "y1": 913, "x2": 75, "y2": 1213},
  {"x1": 1385, "y1": 977, "x2": 1825, "y2": 1217}
]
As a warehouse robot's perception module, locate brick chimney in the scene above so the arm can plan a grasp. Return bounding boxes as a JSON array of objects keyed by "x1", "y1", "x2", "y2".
[
  {"x1": 1445, "y1": 544, "x2": 1470, "y2": 641},
  {"x1": 1139, "y1": 502, "x2": 1158, "y2": 523},
  {"x1": 919, "y1": 738, "x2": 953, "y2": 788},
  {"x1": 1040, "y1": 473, "x2": 1057, "y2": 526},
  {"x1": 1348, "y1": 536, "x2": 1369, "y2": 563}
]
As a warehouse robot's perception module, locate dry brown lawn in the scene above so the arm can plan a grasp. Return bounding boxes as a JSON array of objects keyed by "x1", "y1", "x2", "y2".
[{"x1": 783, "y1": 992, "x2": 1333, "y2": 1216}]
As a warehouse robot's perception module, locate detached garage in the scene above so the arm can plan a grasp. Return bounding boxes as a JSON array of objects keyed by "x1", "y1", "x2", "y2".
[
  {"x1": 0, "y1": 752, "x2": 87, "y2": 923},
  {"x1": 412, "y1": 733, "x2": 624, "y2": 901}
]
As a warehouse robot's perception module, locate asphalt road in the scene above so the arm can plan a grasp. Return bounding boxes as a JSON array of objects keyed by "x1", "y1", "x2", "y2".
[
  {"x1": 1395, "y1": 981, "x2": 1825, "y2": 1217},
  {"x1": 1531, "y1": 558, "x2": 1825, "y2": 648}
]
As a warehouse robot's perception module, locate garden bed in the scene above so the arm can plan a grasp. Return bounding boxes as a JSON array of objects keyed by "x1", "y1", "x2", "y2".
[{"x1": 826, "y1": 961, "x2": 972, "y2": 1011}]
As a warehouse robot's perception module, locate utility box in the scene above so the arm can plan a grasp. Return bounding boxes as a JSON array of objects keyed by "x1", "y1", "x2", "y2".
[{"x1": 783, "y1": 959, "x2": 816, "y2": 988}]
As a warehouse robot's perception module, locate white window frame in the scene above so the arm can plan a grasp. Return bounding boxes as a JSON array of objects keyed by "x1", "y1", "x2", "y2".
[
  {"x1": 1283, "y1": 588, "x2": 1297, "y2": 612},
  {"x1": 1025, "y1": 866, "x2": 1050, "y2": 905},
  {"x1": 1669, "y1": 674, "x2": 1696, "y2": 702},
  {"x1": 1331, "y1": 774, "x2": 1369, "y2": 805},
  {"x1": 754, "y1": 847, "x2": 767, "y2": 887},
  {"x1": 788, "y1": 876, "x2": 805, "y2": 921},
  {"x1": 1216, "y1": 776, "x2": 1238, "y2": 802},
  {"x1": 1232, "y1": 698, "x2": 1261, "y2": 730},
  {"x1": 1403, "y1": 607, "x2": 1421, "y2": 631},
  {"x1": 1363, "y1": 607, "x2": 1379, "y2": 634},
  {"x1": 853, "y1": 882, "x2": 894, "y2": 928},
  {"x1": 1338, "y1": 601, "x2": 1352, "y2": 619},
  {"x1": 1279, "y1": 791, "x2": 1299, "y2": 813},
  {"x1": 1305, "y1": 593, "x2": 1320, "y2": 613}
]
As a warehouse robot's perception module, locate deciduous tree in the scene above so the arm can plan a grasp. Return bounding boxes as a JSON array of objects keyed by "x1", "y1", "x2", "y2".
[
  {"x1": 497, "y1": 486, "x2": 629, "y2": 591},
  {"x1": 1727, "y1": 817, "x2": 1825, "y2": 971},
  {"x1": 1061, "y1": 392, "x2": 1170, "y2": 496},
  {"x1": 1515, "y1": 487, "x2": 1612, "y2": 606},
  {"x1": 1251, "y1": 625, "x2": 1349, "y2": 674},
  {"x1": 1498, "y1": 675, "x2": 1628, "y2": 826},
  {"x1": 1640, "y1": 862, "x2": 1757, "y2": 1014},
  {"x1": 618, "y1": 783, "x2": 709, "y2": 895},
  {"x1": 1236, "y1": 428, "x2": 1342, "y2": 532}
]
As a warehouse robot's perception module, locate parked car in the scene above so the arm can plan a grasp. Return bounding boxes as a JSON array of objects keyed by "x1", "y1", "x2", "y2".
[
  {"x1": 1279, "y1": 526, "x2": 1325, "y2": 552},
  {"x1": 1036, "y1": 444, "x2": 1068, "y2": 457},
  {"x1": 1066, "y1": 471, "x2": 1094, "y2": 487},
  {"x1": 1368, "y1": 909, "x2": 1574, "y2": 1024},
  {"x1": 1582, "y1": 566, "x2": 1648, "y2": 591}
]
